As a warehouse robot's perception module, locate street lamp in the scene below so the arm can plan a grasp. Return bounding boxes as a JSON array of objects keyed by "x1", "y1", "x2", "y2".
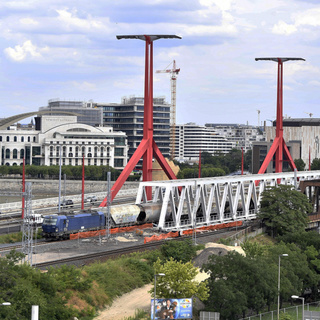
[
  {"x1": 153, "y1": 273, "x2": 165, "y2": 320},
  {"x1": 278, "y1": 254, "x2": 288, "y2": 320},
  {"x1": 291, "y1": 295, "x2": 305, "y2": 320},
  {"x1": 0, "y1": 302, "x2": 11, "y2": 306}
]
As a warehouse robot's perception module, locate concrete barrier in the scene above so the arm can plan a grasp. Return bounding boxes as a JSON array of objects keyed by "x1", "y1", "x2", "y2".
[{"x1": 0, "y1": 187, "x2": 138, "y2": 213}]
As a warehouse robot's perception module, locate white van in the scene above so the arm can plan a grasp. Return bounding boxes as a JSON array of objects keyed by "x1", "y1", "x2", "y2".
[{"x1": 24, "y1": 212, "x2": 44, "y2": 225}]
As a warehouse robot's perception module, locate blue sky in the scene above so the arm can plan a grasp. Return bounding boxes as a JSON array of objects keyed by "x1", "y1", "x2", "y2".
[{"x1": 1, "y1": 0, "x2": 320, "y2": 126}]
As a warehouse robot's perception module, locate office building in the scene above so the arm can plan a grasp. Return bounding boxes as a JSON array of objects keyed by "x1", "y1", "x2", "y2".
[
  {"x1": 252, "y1": 118, "x2": 320, "y2": 173},
  {"x1": 39, "y1": 99, "x2": 103, "y2": 127},
  {"x1": 96, "y1": 96, "x2": 171, "y2": 160}
]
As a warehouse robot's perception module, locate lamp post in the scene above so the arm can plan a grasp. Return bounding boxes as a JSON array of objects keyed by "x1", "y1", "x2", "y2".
[
  {"x1": 153, "y1": 273, "x2": 165, "y2": 320},
  {"x1": 291, "y1": 295, "x2": 305, "y2": 320},
  {"x1": 278, "y1": 254, "x2": 288, "y2": 320}
]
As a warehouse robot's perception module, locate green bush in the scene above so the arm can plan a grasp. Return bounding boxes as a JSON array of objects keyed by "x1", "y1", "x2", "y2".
[{"x1": 160, "y1": 238, "x2": 204, "y2": 263}]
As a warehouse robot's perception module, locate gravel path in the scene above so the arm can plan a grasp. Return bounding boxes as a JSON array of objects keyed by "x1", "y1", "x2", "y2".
[{"x1": 94, "y1": 284, "x2": 152, "y2": 320}]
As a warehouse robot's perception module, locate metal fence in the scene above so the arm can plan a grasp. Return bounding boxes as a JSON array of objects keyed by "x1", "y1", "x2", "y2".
[
  {"x1": 200, "y1": 311, "x2": 220, "y2": 320},
  {"x1": 239, "y1": 301, "x2": 320, "y2": 320}
]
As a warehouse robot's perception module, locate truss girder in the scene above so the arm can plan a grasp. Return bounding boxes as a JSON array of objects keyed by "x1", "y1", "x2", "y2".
[{"x1": 136, "y1": 171, "x2": 320, "y2": 231}]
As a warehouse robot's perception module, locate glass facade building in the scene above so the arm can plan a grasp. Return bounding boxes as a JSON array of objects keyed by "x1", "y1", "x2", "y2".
[
  {"x1": 96, "y1": 96, "x2": 171, "y2": 161},
  {"x1": 39, "y1": 99, "x2": 103, "y2": 127}
]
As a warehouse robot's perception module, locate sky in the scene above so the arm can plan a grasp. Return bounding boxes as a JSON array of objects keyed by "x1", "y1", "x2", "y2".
[{"x1": 1, "y1": 0, "x2": 320, "y2": 126}]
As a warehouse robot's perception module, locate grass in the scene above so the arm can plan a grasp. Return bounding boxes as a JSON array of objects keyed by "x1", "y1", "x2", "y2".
[
  {"x1": 0, "y1": 231, "x2": 22, "y2": 243},
  {"x1": 0, "y1": 228, "x2": 43, "y2": 244},
  {"x1": 121, "y1": 309, "x2": 149, "y2": 320}
]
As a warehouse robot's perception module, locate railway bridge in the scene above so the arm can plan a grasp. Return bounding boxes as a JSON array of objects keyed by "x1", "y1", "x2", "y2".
[{"x1": 135, "y1": 171, "x2": 320, "y2": 231}]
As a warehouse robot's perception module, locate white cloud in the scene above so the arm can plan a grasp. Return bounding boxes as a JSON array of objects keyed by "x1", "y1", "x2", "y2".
[
  {"x1": 309, "y1": 80, "x2": 320, "y2": 87},
  {"x1": 272, "y1": 7, "x2": 320, "y2": 35},
  {"x1": 285, "y1": 63, "x2": 320, "y2": 76},
  {"x1": 199, "y1": 0, "x2": 234, "y2": 11},
  {"x1": 56, "y1": 9, "x2": 107, "y2": 32},
  {"x1": 293, "y1": 8, "x2": 320, "y2": 27},
  {"x1": 9, "y1": 104, "x2": 29, "y2": 111},
  {"x1": 19, "y1": 18, "x2": 38, "y2": 26},
  {"x1": 272, "y1": 20, "x2": 297, "y2": 35},
  {"x1": 72, "y1": 81, "x2": 97, "y2": 92},
  {"x1": 0, "y1": 1, "x2": 37, "y2": 9},
  {"x1": 4, "y1": 40, "x2": 48, "y2": 62}
]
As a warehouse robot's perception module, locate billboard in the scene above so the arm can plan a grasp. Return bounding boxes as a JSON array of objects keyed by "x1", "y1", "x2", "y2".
[{"x1": 151, "y1": 298, "x2": 193, "y2": 319}]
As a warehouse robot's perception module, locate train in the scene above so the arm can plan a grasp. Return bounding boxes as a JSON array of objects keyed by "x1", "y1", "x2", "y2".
[
  {"x1": 41, "y1": 202, "x2": 170, "y2": 240},
  {"x1": 41, "y1": 198, "x2": 247, "y2": 240}
]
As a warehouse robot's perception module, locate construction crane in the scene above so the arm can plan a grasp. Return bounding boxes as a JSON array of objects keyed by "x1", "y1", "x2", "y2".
[
  {"x1": 257, "y1": 109, "x2": 260, "y2": 126},
  {"x1": 156, "y1": 60, "x2": 180, "y2": 160}
]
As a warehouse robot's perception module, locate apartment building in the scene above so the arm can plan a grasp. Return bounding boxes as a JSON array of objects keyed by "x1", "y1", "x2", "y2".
[{"x1": 174, "y1": 123, "x2": 234, "y2": 162}]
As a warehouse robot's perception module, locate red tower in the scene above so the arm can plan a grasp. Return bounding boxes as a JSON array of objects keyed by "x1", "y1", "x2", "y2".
[
  {"x1": 255, "y1": 57, "x2": 305, "y2": 174},
  {"x1": 100, "y1": 35, "x2": 181, "y2": 206}
]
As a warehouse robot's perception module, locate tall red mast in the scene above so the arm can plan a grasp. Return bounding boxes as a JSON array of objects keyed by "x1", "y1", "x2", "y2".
[
  {"x1": 255, "y1": 57, "x2": 305, "y2": 174},
  {"x1": 22, "y1": 157, "x2": 25, "y2": 219},
  {"x1": 81, "y1": 154, "x2": 85, "y2": 210},
  {"x1": 100, "y1": 35, "x2": 181, "y2": 206}
]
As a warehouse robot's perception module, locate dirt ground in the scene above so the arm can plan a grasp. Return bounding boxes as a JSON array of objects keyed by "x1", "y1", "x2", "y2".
[{"x1": 94, "y1": 284, "x2": 152, "y2": 320}]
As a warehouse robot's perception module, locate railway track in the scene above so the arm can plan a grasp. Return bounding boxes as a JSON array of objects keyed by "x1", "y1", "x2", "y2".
[
  {"x1": 0, "y1": 240, "x2": 48, "y2": 253},
  {"x1": 34, "y1": 227, "x2": 244, "y2": 270}
]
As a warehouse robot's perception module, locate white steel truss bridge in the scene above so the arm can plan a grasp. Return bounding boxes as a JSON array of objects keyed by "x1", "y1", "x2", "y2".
[{"x1": 135, "y1": 171, "x2": 320, "y2": 231}]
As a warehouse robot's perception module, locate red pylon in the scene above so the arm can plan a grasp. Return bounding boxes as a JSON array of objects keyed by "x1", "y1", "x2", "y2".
[
  {"x1": 100, "y1": 35, "x2": 181, "y2": 206},
  {"x1": 255, "y1": 57, "x2": 305, "y2": 174}
]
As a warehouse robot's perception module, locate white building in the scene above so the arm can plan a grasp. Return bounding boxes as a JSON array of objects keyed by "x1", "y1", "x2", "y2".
[
  {"x1": 174, "y1": 123, "x2": 234, "y2": 162},
  {"x1": 0, "y1": 115, "x2": 128, "y2": 169},
  {"x1": 205, "y1": 123, "x2": 265, "y2": 152}
]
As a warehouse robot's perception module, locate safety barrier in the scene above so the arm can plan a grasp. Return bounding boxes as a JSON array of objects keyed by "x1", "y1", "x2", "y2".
[
  {"x1": 182, "y1": 221, "x2": 243, "y2": 236},
  {"x1": 70, "y1": 223, "x2": 153, "y2": 240},
  {"x1": 143, "y1": 221, "x2": 243, "y2": 243},
  {"x1": 0, "y1": 188, "x2": 138, "y2": 213},
  {"x1": 144, "y1": 231, "x2": 180, "y2": 243}
]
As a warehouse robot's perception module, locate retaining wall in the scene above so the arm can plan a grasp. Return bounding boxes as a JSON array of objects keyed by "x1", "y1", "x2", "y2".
[{"x1": 0, "y1": 178, "x2": 139, "y2": 212}]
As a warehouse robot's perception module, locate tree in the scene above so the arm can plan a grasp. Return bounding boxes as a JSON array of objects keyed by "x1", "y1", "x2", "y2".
[
  {"x1": 151, "y1": 258, "x2": 209, "y2": 301},
  {"x1": 264, "y1": 242, "x2": 319, "y2": 306},
  {"x1": 258, "y1": 185, "x2": 312, "y2": 237},
  {"x1": 244, "y1": 149, "x2": 252, "y2": 172},
  {"x1": 311, "y1": 158, "x2": 320, "y2": 170},
  {"x1": 241, "y1": 240, "x2": 266, "y2": 258},
  {"x1": 0, "y1": 250, "x2": 75, "y2": 320},
  {"x1": 160, "y1": 239, "x2": 202, "y2": 263},
  {"x1": 202, "y1": 251, "x2": 277, "y2": 319},
  {"x1": 294, "y1": 158, "x2": 306, "y2": 171}
]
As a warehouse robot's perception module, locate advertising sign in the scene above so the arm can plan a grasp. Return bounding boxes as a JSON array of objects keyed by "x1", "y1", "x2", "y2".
[{"x1": 151, "y1": 298, "x2": 193, "y2": 319}]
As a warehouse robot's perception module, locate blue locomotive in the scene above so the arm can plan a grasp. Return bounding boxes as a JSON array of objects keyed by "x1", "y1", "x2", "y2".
[{"x1": 42, "y1": 211, "x2": 105, "y2": 240}]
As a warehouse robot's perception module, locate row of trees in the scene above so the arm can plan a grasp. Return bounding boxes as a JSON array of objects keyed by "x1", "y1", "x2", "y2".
[
  {"x1": 1, "y1": 150, "x2": 320, "y2": 181},
  {"x1": 176, "y1": 149, "x2": 252, "y2": 179},
  {"x1": 0, "y1": 165, "x2": 137, "y2": 181}
]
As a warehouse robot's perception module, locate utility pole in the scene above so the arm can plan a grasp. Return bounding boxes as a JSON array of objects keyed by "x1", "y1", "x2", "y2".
[
  {"x1": 22, "y1": 182, "x2": 33, "y2": 266},
  {"x1": 106, "y1": 172, "x2": 112, "y2": 239}
]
